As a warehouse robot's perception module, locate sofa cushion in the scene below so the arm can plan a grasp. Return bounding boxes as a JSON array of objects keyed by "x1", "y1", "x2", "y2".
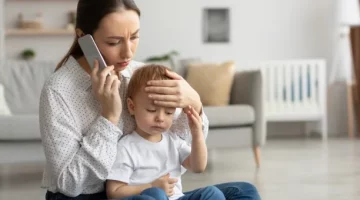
[
  {"x1": 0, "y1": 60, "x2": 56, "y2": 114},
  {"x1": 0, "y1": 115, "x2": 40, "y2": 140},
  {"x1": 204, "y1": 105, "x2": 255, "y2": 127},
  {"x1": 173, "y1": 57, "x2": 201, "y2": 78},
  {"x1": 186, "y1": 61, "x2": 235, "y2": 106}
]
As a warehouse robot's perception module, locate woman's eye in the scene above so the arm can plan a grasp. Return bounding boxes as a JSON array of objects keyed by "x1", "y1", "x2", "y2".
[
  {"x1": 131, "y1": 36, "x2": 139, "y2": 40},
  {"x1": 107, "y1": 41, "x2": 121, "y2": 46},
  {"x1": 166, "y1": 112, "x2": 173, "y2": 115}
]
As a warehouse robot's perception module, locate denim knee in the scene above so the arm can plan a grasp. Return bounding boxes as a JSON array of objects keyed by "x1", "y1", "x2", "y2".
[
  {"x1": 230, "y1": 182, "x2": 261, "y2": 200},
  {"x1": 203, "y1": 186, "x2": 225, "y2": 199},
  {"x1": 234, "y1": 182, "x2": 258, "y2": 193},
  {"x1": 141, "y1": 187, "x2": 167, "y2": 200}
]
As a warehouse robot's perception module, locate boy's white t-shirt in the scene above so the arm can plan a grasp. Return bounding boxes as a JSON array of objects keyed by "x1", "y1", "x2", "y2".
[{"x1": 108, "y1": 131, "x2": 191, "y2": 200}]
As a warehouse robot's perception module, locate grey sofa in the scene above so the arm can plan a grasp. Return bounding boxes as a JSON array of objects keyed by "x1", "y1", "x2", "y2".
[
  {"x1": 0, "y1": 59, "x2": 266, "y2": 167},
  {"x1": 0, "y1": 60, "x2": 56, "y2": 140}
]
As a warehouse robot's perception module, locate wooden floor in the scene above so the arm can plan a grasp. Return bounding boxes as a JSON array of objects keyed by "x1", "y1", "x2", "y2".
[{"x1": 0, "y1": 138, "x2": 359, "y2": 200}]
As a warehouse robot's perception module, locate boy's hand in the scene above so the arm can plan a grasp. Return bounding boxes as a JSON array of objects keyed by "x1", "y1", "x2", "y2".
[
  {"x1": 151, "y1": 173, "x2": 178, "y2": 197},
  {"x1": 185, "y1": 106, "x2": 202, "y2": 135}
]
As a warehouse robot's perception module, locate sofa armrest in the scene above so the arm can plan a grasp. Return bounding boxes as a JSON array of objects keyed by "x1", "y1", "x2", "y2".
[{"x1": 230, "y1": 70, "x2": 266, "y2": 146}]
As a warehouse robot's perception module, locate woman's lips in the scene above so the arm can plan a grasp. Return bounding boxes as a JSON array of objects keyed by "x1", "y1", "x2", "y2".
[{"x1": 117, "y1": 61, "x2": 130, "y2": 67}]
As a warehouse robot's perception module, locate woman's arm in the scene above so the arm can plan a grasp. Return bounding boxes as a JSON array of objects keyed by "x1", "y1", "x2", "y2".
[{"x1": 40, "y1": 87, "x2": 122, "y2": 197}]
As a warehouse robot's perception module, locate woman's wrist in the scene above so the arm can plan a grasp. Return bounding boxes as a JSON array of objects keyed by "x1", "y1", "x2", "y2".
[{"x1": 102, "y1": 113, "x2": 120, "y2": 125}]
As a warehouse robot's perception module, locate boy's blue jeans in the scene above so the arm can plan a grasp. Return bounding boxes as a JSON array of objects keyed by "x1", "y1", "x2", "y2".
[
  {"x1": 137, "y1": 186, "x2": 224, "y2": 200},
  {"x1": 178, "y1": 185, "x2": 224, "y2": 200},
  {"x1": 190, "y1": 182, "x2": 261, "y2": 200},
  {"x1": 46, "y1": 182, "x2": 261, "y2": 200},
  {"x1": 126, "y1": 182, "x2": 261, "y2": 200}
]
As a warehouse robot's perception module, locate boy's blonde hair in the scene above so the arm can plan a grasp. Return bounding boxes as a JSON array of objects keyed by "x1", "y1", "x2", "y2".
[{"x1": 127, "y1": 64, "x2": 171, "y2": 99}]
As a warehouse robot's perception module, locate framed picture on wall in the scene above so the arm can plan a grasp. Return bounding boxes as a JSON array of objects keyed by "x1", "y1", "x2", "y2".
[{"x1": 203, "y1": 8, "x2": 230, "y2": 43}]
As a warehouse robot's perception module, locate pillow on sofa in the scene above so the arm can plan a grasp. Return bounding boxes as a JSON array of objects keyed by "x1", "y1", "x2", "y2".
[
  {"x1": 174, "y1": 58, "x2": 202, "y2": 78},
  {"x1": 186, "y1": 61, "x2": 235, "y2": 106},
  {"x1": 0, "y1": 84, "x2": 11, "y2": 116}
]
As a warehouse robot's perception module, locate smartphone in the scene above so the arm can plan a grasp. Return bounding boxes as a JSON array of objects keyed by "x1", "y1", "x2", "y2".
[{"x1": 78, "y1": 34, "x2": 107, "y2": 70}]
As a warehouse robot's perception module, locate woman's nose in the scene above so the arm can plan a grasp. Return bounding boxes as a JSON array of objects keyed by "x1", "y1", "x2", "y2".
[{"x1": 121, "y1": 40, "x2": 133, "y2": 60}]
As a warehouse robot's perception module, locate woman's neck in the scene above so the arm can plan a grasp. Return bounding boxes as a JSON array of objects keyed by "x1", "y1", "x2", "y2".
[{"x1": 77, "y1": 56, "x2": 92, "y2": 75}]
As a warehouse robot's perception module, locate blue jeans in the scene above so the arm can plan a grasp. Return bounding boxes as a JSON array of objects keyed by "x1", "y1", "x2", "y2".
[
  {"x1": 45, "y1": 188, "x2": 167, "y2": 200},
  {"x1": 121, "y1": 188, "x2": 167, "y2": 200},
  {"x1": 183, "y1": 182, "x2": 261, "y2": 200},
  {"x1": 46, "y1": 182, "x2": 260, "y2": 200},
  {"x1": 123, "y1": 182, "x2": 261, "y2": 200},
  {"x1": 144, "y1": 182, "x2": 261, "y2": 200},
  {"x1": 178, "y1": 186, "x2": 225, "y2": 200}
]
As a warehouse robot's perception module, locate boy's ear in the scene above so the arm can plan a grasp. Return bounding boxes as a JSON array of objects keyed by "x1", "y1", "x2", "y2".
[{"x1": 127, "y1": 98, "x2": 135, "y2": 115}]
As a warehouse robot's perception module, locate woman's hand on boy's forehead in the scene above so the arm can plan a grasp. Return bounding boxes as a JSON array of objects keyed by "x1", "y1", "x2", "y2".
[{"x1": 145, "y1": 70, "x2": 202, "y2": 113}]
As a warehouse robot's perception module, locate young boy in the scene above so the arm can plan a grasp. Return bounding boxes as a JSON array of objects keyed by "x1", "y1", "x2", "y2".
[{"x1": 106, "y1": 65, "x2": 225, "y2": 200}]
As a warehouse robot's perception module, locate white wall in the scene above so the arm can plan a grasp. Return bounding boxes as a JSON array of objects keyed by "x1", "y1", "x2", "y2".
[
  {"x1": 4, "y1": 0, "x2": 336, "y2": 64},
  {"x1": 2, "y1": 0, "x2": 346, "y2": 136},
  {"x1": 135, "y1": 0, "x2": 335, "y2": 65}
]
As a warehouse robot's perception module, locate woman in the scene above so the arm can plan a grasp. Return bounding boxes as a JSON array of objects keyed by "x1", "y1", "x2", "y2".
[{"x1": 39, "y1": 0, "x2": 261, "y2": 199}]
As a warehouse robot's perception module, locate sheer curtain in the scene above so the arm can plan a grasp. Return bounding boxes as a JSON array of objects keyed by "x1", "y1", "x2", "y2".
[{"x1": 329, "y1": 0, "x2": 360, "y2": 84}]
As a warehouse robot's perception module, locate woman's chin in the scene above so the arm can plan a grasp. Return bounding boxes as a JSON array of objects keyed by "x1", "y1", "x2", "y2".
[{"x1": 114, "y1": 65, "x2": 127, "y2": 72}]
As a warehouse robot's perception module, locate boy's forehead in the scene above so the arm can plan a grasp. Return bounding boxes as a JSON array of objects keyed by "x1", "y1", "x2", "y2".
[{"x1": 134, "y1": 90, "x2": 153, "y2": 104}]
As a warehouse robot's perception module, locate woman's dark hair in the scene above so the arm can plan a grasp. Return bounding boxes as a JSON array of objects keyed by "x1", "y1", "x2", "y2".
[{"x1": 56, "y1": 0, "x2": 140, "y2": 70}]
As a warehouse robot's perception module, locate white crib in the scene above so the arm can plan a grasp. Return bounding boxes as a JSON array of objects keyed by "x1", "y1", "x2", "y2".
[{"x1": 260, "y1": 59, "x2": 327, "y2": 139}]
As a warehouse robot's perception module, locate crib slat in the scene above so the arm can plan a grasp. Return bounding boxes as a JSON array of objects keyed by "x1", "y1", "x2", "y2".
[
  {"x1": 309, "y1": 63, "x2": 317, "y2": 109},
  {"x1": 276, "y1": 64, "x2": 283, "y2": 113},
  {"x1": 293, "y1": 65, "x2": 300, "y2": 112},
  {"x1": 285, "y1": 63, "x2": 292, "y2": 111},
  {"x1": 318, "y1": 60, "x2": 326, "y2": 115},
  {"x1": 301, "y1": 63, "x2": 308, "y2": 108}
]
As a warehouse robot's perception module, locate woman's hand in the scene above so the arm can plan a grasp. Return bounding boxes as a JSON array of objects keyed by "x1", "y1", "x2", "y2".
[
  {"x1": 91, "y1": 60, "x2": 122, "y2": 125},
  {"x1": 145, "y1": 70, "x2": 202, "y2": 113},
  {"x1": 151, "y1": 173, "x2": 178, "y2": 197}
]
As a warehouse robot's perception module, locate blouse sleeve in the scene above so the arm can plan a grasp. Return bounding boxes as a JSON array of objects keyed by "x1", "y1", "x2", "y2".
[{"x1": 170, "y1": 108, "x2": 209, "y2": 144}]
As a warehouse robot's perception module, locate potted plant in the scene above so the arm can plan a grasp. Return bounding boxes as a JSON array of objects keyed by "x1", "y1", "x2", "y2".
[
  {"x1": 21, "y1": 48, "x2": 36, "y2": 60},
  {"x1": 144, "y1": 50, "x2": 179, "y2": 69}
]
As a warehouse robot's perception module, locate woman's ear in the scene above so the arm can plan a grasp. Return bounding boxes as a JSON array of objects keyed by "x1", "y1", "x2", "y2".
[
  {"x1": 127, "y1": 98, "x2": 135, "y2": 115},
  {"x1": 75, "y1": 28, "x2": 85, "y2": 38}
]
